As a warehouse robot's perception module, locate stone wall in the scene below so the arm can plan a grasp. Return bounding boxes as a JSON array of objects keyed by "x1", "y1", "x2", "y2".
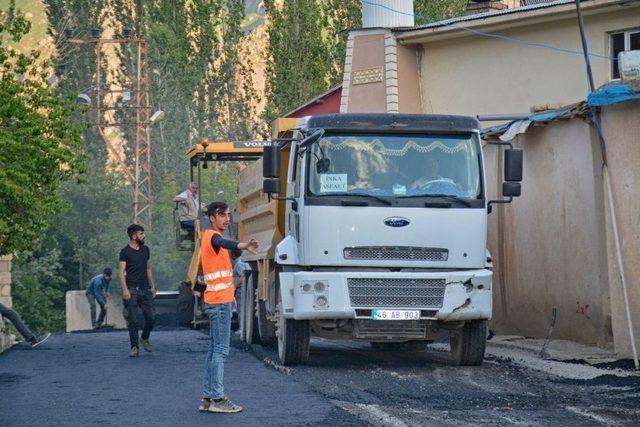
[{"x1": 0, "y1": 255, "x2": 15, "y2": 352}]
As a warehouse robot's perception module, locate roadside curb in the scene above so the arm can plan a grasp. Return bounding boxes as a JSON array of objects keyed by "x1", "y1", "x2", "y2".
[{"x1": 487, "y1": 335, "x2": 636, "y2": 370}]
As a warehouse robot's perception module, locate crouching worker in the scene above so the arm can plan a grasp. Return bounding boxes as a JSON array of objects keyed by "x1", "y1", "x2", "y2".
[{"x1": 199, "y1": 201, "x2": 258, "y2": 414}]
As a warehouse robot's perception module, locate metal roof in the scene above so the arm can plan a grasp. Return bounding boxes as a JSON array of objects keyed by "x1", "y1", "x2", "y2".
[{"x1": 393, "y1": 0, "x2": 576, "y2": 32}]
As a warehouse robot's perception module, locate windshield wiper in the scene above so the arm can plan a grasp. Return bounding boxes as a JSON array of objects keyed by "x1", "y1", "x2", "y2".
[
  {"x1": 395, "y1": 193, "x2": 473, "y2": 207},
  {"x1": 315, "y1": 192, "x2": 393, "y2": 206}
]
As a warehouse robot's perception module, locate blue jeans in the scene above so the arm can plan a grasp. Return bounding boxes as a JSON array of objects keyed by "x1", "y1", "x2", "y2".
[
  {"x1": 203, "y1": 302, "x2": 232, "y2": 399},
  {"x1": 86, "y1": 294, "x2": 107, "y2": 325}
]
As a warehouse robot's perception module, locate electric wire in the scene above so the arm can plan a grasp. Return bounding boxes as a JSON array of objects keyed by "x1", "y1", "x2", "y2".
[{"x1": 362, "y1": 0, "x2": 616, "y2": 61}]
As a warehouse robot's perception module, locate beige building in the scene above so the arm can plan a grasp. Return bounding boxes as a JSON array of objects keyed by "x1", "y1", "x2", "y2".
[
  {"x1": 341, "y1": 0, "x2": 640, "y2": 357},
  {"x1": 400, "y1": 0, "x2": 640, "y2": 117}
]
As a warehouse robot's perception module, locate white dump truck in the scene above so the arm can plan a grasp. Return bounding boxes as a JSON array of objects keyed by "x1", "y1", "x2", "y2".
[{"x1": 184, "y1": 113, "x2": 522, "y2": 366}]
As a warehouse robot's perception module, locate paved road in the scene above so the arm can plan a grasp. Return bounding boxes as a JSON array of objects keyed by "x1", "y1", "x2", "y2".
[
  {"x1": 0, "y1": 329, "x2": 350, "y2": 426},
  {"x1": 245, "y1": 338, "x2": 640, "y2": 426},
  {"x1": 2, "y1": 329, "x2": 639, "y2": 426}
]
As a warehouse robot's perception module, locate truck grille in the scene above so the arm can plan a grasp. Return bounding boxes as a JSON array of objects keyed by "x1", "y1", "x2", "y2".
[
  {"x1": 343, "y1": 246, "x2": 448, "y2": 261},
  {"x1": 347, "y1": 278, "x2": 446, "y2": 309}
]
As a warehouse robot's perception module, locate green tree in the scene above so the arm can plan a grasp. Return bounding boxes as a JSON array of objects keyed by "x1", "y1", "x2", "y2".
[
  {"x1": 0, "y1": 0, "x2": 84, "y2": 255},
  {"x1": 414, "y1": 0, "x2": 468, "y2": 25},
  {"x1": 11, "y1": 249, "x2": 67, "y2": 332},
  {"x1": 263, "y1": 0, "x2": 335, "y2": 121}
]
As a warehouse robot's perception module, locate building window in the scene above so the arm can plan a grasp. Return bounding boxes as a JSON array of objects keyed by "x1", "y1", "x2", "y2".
[{"x1": 611, "y1": 30, "x2": 640, "y2": 79}]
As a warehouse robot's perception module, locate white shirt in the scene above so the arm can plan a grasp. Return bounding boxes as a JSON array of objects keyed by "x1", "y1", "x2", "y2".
[{"x1": 176, "y1": 190, "x2": 200, "y2": 221}]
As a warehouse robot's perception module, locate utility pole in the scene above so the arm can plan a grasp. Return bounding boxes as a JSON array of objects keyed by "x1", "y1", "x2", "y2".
[{"x1": 68, "y1": 34, "x2": 153, "y2": 228}]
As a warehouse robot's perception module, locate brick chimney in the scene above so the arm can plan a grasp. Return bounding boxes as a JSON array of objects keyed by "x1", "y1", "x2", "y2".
[
  {"x1": 340, "y1": 1, "x2": 421, "y2": 114},
  {"x1": 467, "y1": 1, "x2": 520, "y2": 15}
]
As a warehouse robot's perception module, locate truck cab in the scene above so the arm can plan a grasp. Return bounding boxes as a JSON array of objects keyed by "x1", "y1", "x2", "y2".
[{"x1": 253, "y1": 113, "x2": 522, "y2": 366}]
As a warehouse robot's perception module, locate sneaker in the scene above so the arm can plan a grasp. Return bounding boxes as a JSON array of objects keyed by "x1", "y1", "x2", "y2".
[
  {"x1": 129, "y1": 346, "x2": 139, "y2": 357},
  {"x1": 141, "y1": 339, "x2": 153, "y2": 352},
  {"x1": 31, "y1": 332, "x2": 51, "y2": 348},
  {"x1": 207, "y1": 397, "x2": 243, "y2": 413},
  {"x1": 199, "y1": 398, "x2": 212, "y2": 412}
]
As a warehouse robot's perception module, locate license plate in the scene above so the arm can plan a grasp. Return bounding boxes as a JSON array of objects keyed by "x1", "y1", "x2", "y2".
[{"x1": 372, "y1": 309, "x2": 420, "y2": 320}]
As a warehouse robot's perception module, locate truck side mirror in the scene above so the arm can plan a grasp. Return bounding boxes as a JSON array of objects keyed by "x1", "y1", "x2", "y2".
[
  {"x1": 263, "y1": 178, "x2": 281, "y2": 194},
  {"x1": 487, "y1": 144, "x2": 524, "y2": 213},
  {"x1": 263, "y1": 145, "x2": 281, "y2": 179},
  {"x1": 504, "y1": 149, "x2": 523, "y2": 182},
  {"x1": 502, "y1": 182, "x2": 521, "y2": 197}
]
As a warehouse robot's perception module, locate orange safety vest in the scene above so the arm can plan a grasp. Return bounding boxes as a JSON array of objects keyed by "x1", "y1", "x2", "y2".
[{"x1": 201, "y1": 229, "x2": 235, "y2": 305}]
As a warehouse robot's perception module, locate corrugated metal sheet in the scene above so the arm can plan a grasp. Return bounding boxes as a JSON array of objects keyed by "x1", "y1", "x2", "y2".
[{"x1": 394, "y1": 0, "x2": 576, "y2": 32}]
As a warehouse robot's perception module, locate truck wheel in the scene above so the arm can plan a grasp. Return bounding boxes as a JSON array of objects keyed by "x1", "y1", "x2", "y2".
[
  {"x1": 176, "y1": 282, "x2": 194, "y2": 327},
  {"x1": 244, "y1": 272, "x2": 261, "y2": 344},
  {"x1": 257, "y1": 298, "x2": 276, "y2": 345},
  {"x1": 276, "y1": 297, "x2": 310, "y2": 366},
  {"x1": 450, "y1": 320, "x2": 487, "y2": 366}
]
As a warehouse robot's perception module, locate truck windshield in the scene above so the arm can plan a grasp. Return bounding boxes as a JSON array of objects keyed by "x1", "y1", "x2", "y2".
[{"x1": 307, "y1": 133, "x2": 481, "y2": 200}]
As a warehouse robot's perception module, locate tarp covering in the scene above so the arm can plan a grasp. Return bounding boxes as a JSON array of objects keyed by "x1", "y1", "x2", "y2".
[
  {"x1": 587, "y1": 83, "x2": 640, "y2": 107},
  {"x1": 481, "y1": 109, "x2": 569, "y2": 141},
  {"x1": 482, "y1": 83, "x2": 640, "y2": 141}
]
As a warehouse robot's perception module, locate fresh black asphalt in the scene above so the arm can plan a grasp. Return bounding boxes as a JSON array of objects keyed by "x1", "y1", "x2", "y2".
[{"x1": 2, "y1": 328, "x2": 639, "y2": 426}]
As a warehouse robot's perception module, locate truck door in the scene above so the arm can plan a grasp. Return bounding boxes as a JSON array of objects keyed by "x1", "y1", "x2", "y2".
[{"x1": 286, "y1": 142, "x2": 301, "y2": 241}]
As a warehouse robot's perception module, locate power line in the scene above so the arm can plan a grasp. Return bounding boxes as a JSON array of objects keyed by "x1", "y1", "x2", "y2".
[{"x1": 362, "y1": 0, "x2": 615, "y2": 61}]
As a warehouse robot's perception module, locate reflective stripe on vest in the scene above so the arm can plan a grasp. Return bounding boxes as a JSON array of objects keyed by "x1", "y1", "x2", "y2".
[
  {"x1": 206, "y1": 282, "x2": 233, "y2": 292},
  {"x1": 201, "y1": 229, "x2": 235, "y2": 305},
  {"x1": 203, "y1": 270, "x2": 233, "y2": 282}
]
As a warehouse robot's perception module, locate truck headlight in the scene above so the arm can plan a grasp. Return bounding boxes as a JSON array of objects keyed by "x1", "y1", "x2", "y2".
[
  {"x1": 315, "y1": 296, "x2": 328, "y2": 307},
  {"x1": 302, "y1": 283, "x2": 312, "y2": 292},
  {"x1": 314, "y1": 281, "x2": 326, "y2": 293}
]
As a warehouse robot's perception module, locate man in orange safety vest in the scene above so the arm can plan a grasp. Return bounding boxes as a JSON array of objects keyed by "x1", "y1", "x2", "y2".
[{"x1": 199, "y1": 201, "x2": 258, "y2": 414}]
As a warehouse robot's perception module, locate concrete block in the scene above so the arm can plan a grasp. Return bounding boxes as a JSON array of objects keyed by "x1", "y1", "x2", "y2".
[
  {"x1": 0, "y1": 272, "x2": 11, "y2": 286},
  {"x1": 0, "y1": 261, "x2": 10, "y2": 273},
  {"x1": 0, "y1": 296, "x2": 12, "y2": 307},
  {"x1": 66, "y1": 291, "x2": 126, "y2": 332},
  {"x1": 0, "y1": 284, "x2": 11, "y2": 297}
]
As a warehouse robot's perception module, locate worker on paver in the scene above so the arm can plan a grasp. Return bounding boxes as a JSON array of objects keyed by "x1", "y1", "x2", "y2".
[
  {"x1": 173, "y1": 182, "x2": 206, "y2": 239},
  {"x1": 119, "y1": 224, "x2": 157, "y2": 358},
  {"x1": 85, "y1": 267, "x2": 112, "y2": 328},
  {"x1": 0, "y1": 303, "x2": 51, "y2": 348},
  {"x1": 199, "y1": 201, "x2": 258, "y2": 414},
  {"x1": 231, "y1": 249, "x2": 251, "y2": 327}
]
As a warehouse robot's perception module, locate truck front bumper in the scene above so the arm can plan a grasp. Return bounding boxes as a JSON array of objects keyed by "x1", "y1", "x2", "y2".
[{"x1": 278, "y1": 269, "x2": 492, "y2": 322}]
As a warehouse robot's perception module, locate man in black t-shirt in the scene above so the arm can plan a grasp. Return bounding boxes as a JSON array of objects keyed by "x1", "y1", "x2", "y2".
[{"x1": 119, "y1": 224, "x2": 157, "y2": 357}]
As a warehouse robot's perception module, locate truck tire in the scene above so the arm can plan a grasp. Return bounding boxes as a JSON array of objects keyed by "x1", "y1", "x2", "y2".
[
  {"x1": 278, "y1": 317, "x2": 310, "y2": 366},
  {"x1": 177, "y1": 282, "x2": 195, "y2": 327},
  {"x1": 244, "y1": 272, "x2": 261, "y2": 344},
  {"x1": 450, "y1": 320, "x2": 487, "y2": 366},
  {"x1": 276, "y1": 288, "x2": 309, "y2": 366},
  {"x1": 257, "y1": 299, "x2": 277, "y2": 345}
]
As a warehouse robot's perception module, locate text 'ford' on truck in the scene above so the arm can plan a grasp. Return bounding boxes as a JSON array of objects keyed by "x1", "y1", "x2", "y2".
[{"x1": 182, "y1": 113, "x2": 523, "y2": 366}]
